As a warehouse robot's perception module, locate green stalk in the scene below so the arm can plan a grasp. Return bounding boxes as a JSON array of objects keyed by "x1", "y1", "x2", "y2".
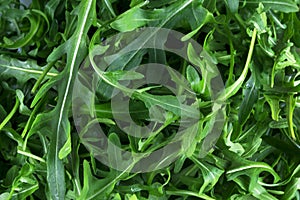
[
  {"x1": 31, "y1": 61, "x2": 56, "y2": 93},
  {"x1": 287, "y1": 95, "x2": 296, "y2": 140},
  {"x1": 217, "y1": 28, "x2": 257, "y2": 102},
  {"x1": 17, "y1": 149, "x2": 46, "y2": 163},
  {"x1": 22, "y1": 95, "x2": 45, "y2": 138},
  {"x1": 228, "y1": 35, "x2": 236, "y2": 85},
  {"x1": 0, "y1": 98, "x2": 20, "y2": 131}
]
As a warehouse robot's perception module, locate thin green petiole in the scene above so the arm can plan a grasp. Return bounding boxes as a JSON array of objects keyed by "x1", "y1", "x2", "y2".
[
  {"x1": 0, "y1": 98, "x2": 20, "y2": 131},
  {"x1": 32, "y1": 61, "x2": 56, "y2": 93},
  {"x1": 17, "y1": 149, "x2": 46, "y2": 163},
  {"x1": 218, "y1": 28, "x2": 257, "y2": 102},
  {"x1": 287, "y1": 95, "x2": 296, "y2": 140},
  {"x1": 228, "y1": 35, "x2": 236, "y2": 85}
]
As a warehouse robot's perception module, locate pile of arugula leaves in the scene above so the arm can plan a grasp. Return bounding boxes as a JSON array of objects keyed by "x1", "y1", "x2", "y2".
[{"x1": 1, "y1": 0, "x2": 300, "y2": 199}]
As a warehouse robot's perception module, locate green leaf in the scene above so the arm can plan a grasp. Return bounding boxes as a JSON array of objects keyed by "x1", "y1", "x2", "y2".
[
  {"x1": 186, "y1": 65, "x2": 201, "y2": 93},
  {"x1": 250, "y1": 183, "x2": 278, "y2": 199},
  {"x1": 264, "y1": 94, "x2": 282, "y2": 121},
  {"x1": 247, "y1": 0, "x2": 299, "y2": 13},
  {"x1": 78, "y1": 161, "x2": 116, "y2": 199},
  {"x1": 16, "y1": 89, "x2": 31, "y2": 116},
  {"x1": 0, "y1": 12, "x2": 39, "y2": 49},
  {"x1": 134, "y1": 92, "x2": 199, "y2": 119},
  {"x1": 111, "y1": 0, "x2": 195, "y2": 31},
  {"x1": 0, "y1": 55, "x2": 57, "y2": 85},
  {"x1": 0, "y1": 193, "x2": 10, "y2": 200},
  {"x1": 8, "y1": 163, "x2": 39, "y2": 200},
  {"x1": 111, "y1": 5, "x2": 159, "y2": 32},
  {"x1": 225, "y1": 0, "x2": 239, "y2": 13},
  {"x1": 107, "y1": 133, "x2": 123, "y2": 170},
  {"x1": 191, "y1": 156, "x2": 224, "y2": 194},
  {"x1": 104, "y1": 70, "x2": 144, "y2": 81},
  {"x1": 181, "y1": 4, "x2": 214, "y2": 40},
  {"x1": 225, "y1": 151, "x2": 281, "y2": 185},
  {"x1": 32, "y1": 1, "x2": 97, "y2": 199},
  {"x1": 282, "y1": 177, "x2": 300, "y2": 199},
  {"x1": 238, "y1": 75, "x2": 259, "y2": 125}
]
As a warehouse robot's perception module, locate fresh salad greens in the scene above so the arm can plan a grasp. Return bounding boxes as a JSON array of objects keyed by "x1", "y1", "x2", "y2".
[{"x1": 0, "y1": 0, "x2": 300, "y2": 199}]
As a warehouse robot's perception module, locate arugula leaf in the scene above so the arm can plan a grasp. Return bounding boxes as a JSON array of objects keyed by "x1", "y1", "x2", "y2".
[
  {"x1": 0, "y1": 55, "x2": 57, "y2": 84},
  {"x1": 247, "y1": 0, "x2": 299, "y2": 13},
  {"x1": 47, "y1": 1, "x2": 96, "y2": 199}
]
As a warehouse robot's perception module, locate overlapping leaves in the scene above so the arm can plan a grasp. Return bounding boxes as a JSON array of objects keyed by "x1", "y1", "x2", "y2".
[{"x1": 0, "y1": 0, "x2": 299, "y2": 199}]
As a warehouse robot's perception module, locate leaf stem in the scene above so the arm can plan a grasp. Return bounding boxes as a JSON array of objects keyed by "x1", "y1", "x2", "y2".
[
  {"x1": 31, "y1": 61, "x2": 56, "y2": 93},
  {"x1": 228, "y1": 33, "x2": 235, "y2": 85},
  {"x1": 287, "y1": 95, "x2": 296, "y2": 140},
  {"x1": 0, "y1": 64, "x2": 58, "y2": 77},
  {"x1": 0, "y1": 98, "x2": 20, "y2": 131},
  {"x1": 17, "y1": 149, "x2": 46, "y2": 163},
  {"x1": 218, "y1": 28, "x2": 257, "y2": 102},
  {"x1": 234, "y1": 13, "x2": 247, "y2": 30}
]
